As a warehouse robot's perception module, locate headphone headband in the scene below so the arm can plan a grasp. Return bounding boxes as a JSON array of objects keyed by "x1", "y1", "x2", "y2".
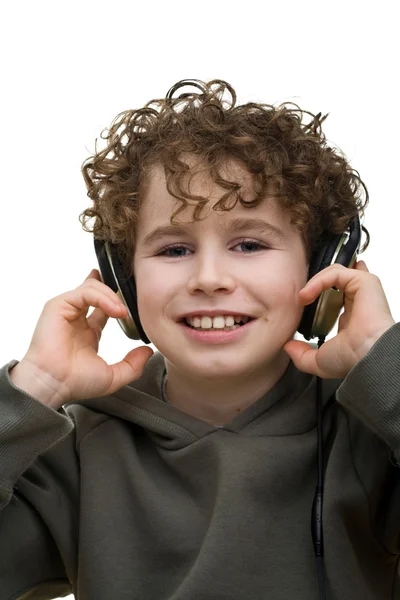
[{"x1": 166, "y1": 79, "x2": 207, "y2": 100}]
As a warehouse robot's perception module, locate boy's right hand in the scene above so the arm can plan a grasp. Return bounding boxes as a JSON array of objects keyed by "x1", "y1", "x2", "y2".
[{"x1": 9, "y1": 269, "x2": 153, "y2": 409}]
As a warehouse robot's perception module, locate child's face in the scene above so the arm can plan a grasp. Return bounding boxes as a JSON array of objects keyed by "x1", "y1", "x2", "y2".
[{"x1": 133, "y1": 160, "x2": 309, "y2": 381}]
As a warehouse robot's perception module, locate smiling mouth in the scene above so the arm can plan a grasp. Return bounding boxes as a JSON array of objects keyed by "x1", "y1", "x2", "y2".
[{"x1": 183, "y1": 317, "x2": 255, "y2": 331}]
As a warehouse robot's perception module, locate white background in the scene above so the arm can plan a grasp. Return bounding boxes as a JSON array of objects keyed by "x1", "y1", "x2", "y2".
[{"x1": 0, "y1": 1, "x2": 398, "y2": 597}]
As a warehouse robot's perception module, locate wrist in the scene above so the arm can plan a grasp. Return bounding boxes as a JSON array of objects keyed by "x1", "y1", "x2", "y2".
[{"x1": 9, "y1": 361, "x2": 69, "y2": 409}]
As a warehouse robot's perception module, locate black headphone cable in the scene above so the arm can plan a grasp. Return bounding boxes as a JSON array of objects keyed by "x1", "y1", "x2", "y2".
[{"x1": 312, "y1": 335, "x2": 327, "y2": 600}]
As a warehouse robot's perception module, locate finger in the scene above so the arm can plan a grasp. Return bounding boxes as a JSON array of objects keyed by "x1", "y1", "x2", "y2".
[
  {"x1": 87, "y1": 299, "x2": 127, "y2": 332},
  {"x1": 82, "y1": 278, "x2": 124, "y2": 308},
  {"x1": 299, "y1": 264, "x2": 362, "y2": 303},
  {"x1": 106, "y1": 346, "x2": 154, "y2": 394},
  {"x1": 283, "y1": 340, "x2": 321, "y2": 376},
  {"x1": 355, "y1": 260, "x2": 369, "y2": 272},
  {"x1": 85, "y1": 269, "x2": 101, "y2": 281},
  {"x1": 88, "y1": 299, "x2": 128, "y2": 340},
  {"x1": 87, "y1": 306, "x2": 111, "y2": 339},
  {"x1": 58, "y1": 287, "x2": 127, "y2": 322}
]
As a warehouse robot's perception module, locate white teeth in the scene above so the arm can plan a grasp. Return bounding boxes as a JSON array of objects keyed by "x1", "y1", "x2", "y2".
[
  {"x1": 211, "y1": 316, "x2": 225, "y2": 329},
  {"x1": 185, "y1": 314, "x2": 251, "y2": 329},
  {"x1": 233, "y1": 316, "x2": 249, "y2": 324},
  {"x1": 201, "y1": 316, "x2": 213, "y2": 329}
]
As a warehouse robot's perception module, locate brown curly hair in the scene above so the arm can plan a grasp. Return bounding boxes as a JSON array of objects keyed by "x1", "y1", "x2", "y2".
[{"x1": 79, "y1": 79, "x2": 370, "y2": 278}]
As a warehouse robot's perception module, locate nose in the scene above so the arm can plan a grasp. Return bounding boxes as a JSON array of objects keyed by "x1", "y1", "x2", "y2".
[{"x1": 187, "y1": 250, "x2": 237, "y2": 296}]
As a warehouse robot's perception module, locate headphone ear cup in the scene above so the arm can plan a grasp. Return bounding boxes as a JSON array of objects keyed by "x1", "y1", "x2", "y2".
[
  {"x1": 297, "y1": 216, "x2": 361, "y2": 341},
  {"x1": 297, "y1": 231, "x2": 343, "y2": 341},
  {"x1": 94, "y1": 239, "x2": 151, "y2": 344}
]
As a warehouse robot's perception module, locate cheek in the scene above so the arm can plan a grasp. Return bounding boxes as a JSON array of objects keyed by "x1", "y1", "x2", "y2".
[
  {"x1": 135, "y1": 274, "x2": 160, "y2": 313},
  {"x1": 134, "y1": 261, "x2": 178, "y2": 320},
  {"x1": 257, "y1": 272, "x2": 303, "y2": 307},
  {"x1": 133, "y1": 262, "x2": 156, "y2": 314},
  {"x1": 134, "y1": 278, "x2": 162, "y2": 340}
]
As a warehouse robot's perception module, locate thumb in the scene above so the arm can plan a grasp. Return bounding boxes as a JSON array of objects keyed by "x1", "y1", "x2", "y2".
[
  {"x1": 282, "y1": 339, "x2": 317, "y2": 375},
  {"x1": 108, "y1": 346, "x2": 154, "y2": 393}
]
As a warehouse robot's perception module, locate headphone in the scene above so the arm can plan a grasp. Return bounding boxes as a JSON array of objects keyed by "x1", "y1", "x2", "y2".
[{"x1": 94, "y1": 215, "x2": 362, "y2": 344}]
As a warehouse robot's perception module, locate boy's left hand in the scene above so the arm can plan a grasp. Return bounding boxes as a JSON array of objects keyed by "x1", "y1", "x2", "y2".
[{"x1": 283, "y1": 261, "x2": 396, "y2": 379}]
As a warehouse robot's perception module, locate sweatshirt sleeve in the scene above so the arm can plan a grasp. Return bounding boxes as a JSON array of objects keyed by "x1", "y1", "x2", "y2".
[
  {"x1": 0, "y1": 359, "x2": 77, "y2": 599},
  {"x1": 335, "y1": 321, "x2": 400, "y2": 553}
]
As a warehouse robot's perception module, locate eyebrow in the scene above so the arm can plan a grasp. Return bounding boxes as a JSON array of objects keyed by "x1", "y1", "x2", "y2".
[{"x1": 140, "y1": 217, "x2": 286, "y2": 247}]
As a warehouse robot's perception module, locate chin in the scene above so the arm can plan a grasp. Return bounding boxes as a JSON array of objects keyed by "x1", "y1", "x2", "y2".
[{"x1": 179, "y1": 350, "x2": 281, "y2": 381}]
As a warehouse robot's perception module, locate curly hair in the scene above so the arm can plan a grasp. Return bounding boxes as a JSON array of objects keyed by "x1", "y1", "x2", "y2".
[{"x1": 79, "y1": 79, "x2": 370, "y2": 278}]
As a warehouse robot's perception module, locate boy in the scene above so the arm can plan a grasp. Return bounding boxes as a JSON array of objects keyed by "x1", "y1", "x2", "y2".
[{"x1": 1, "y1": 79, "x2": 399, "y2": 600}]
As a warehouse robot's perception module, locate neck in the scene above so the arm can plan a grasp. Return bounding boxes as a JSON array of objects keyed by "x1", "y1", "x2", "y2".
[{"x1": 164, "y1": 352, "x2": 291, "y2": 426}]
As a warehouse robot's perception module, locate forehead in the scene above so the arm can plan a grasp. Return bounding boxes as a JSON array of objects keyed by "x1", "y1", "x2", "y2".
[{"x1": 138, "y1": 160, "x2": 288, "y2": 228}]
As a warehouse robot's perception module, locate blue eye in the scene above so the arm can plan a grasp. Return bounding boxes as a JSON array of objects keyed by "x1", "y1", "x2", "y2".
[
  {"x1": 156, "y1": 239, "x2": 268, "y2": 257},
  {"x1": 157, "y1": 245, "x2": 192, "y2": 257},
  {"x1": 234, "y1": 240, "x2": 266, "y2": 253}
]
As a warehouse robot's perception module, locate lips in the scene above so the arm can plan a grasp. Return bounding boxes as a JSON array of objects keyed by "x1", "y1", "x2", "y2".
[{"x1": 178, "y1": 316, "x2": 256, "y2": 344}]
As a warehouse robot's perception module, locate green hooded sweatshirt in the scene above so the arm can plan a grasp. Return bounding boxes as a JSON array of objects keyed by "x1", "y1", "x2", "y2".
[{"x1": 1, "y1": 323, "x2": 400, "y2": 600}]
